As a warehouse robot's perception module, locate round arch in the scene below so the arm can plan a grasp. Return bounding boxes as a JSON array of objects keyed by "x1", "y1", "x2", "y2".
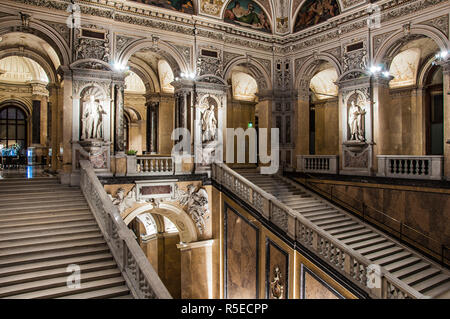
[
  {"x1": 374, "y1": 26, "x2": 448, "y2": 65},
  {"x1": 223, "y1": 56, "x2": 273, "y2": 91},
  {"x1": 294, "y1": 53, "x2": 342, "y2": 90},
  {"x1": 122, "y1": 202, "x2": 198, "y2": 243},
  {"x1": 118, "y1": 39, "x2": 189, "y2": 76},
  {"x1": 128, "y1": 60, "x2": 161, "y2": 93},
  {"x1": 0, "y1": 18, "x2": 70, "y2": 67},
  {"x1": 0, "y1": 99, "x2": 31, "y2": 117},
  {"x1": 0, "y1": 48, "x2": 57, "y2": 84}
]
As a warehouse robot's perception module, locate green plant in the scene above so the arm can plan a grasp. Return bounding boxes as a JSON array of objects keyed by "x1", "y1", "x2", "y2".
[{"x1": 126, "y1": 150, "x2": 138, "y2": 156}]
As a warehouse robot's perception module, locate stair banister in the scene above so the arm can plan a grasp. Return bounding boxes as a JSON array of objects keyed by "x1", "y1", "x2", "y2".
[
  {"x1": 212, "y1": 163, "x2": 425, "y2": 299},
  {"x1": 79, "y1": 160, "x2": 172, "y2": 299}
]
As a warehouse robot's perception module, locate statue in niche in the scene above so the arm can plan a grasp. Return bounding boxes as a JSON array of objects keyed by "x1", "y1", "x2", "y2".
[
  {"x1": 348, "y1": 96, "x2": 366, "y2": 142},
  {"x1": 201, "y1": 103, "x2": 217, "y2": 143},
  {"x1": 270, "y1": 266, "x2": 284, "y2": 299},
  {"x1": 81, "y1": 95, "x2": 106, "y2": 140}
]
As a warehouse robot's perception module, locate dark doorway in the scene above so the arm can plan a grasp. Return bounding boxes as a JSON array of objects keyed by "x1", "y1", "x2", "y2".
[{"x1": 425, "y1": 66, "x2": 443, "y2": 155}]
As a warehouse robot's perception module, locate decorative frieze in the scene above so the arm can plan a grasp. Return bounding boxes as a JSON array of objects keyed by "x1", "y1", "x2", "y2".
[{"x1": 419, "y1": 14, "x2": 449, "y2": 38}]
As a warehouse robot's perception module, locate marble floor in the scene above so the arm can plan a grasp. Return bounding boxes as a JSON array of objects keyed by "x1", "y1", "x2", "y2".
[{"x1": 0, "y1": 166, "x2": 55, "y2": 179}]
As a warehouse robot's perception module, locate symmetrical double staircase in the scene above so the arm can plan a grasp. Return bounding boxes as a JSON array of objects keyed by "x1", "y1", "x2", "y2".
[
  {"x1": 237, "y1": 169, "x2": 450, "y2": 299},
  {"x1": 0, "y1": 177, "x2": 133, "y2": 299}
]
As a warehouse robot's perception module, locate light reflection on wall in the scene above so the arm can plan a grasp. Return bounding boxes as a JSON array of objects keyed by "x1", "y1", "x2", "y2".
[
  {"x1": 231, "y1": 71, "x2": 258, "y2": 102},
  {"x1": 158, "y1": 60, "x2": 174, "y2": 93},
  {"x1": 389, "y1": 48, "x2": 421, "y2": 88},
  {"x1": 309, "y1": 68, "x2": 338, "y2": 100}
]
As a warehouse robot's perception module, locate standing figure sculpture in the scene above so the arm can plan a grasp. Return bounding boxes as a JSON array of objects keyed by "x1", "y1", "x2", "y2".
[
  {"x1": 201, "y1": 104, "x2": 217, "y2": 143},
  {"x1": 348, "y1": 99, "x2": 366, "y2": 141},
  {"x1": 81, "y1": 95, "x2": 106, "y2": 140}
]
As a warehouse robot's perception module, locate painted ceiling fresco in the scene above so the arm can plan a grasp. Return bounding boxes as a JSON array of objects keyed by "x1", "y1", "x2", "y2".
[
  {"x1": 293, "y1": 0, "x2": 340, "y2": 33},
  {"x1": 129, "y1": 0, "x2": 195, "y2": 14},
  {"x1": 224, "y1": 0, "x2": 272, "y2": 33}
]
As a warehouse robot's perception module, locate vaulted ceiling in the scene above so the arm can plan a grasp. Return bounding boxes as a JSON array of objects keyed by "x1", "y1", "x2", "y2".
[{"x1": 129, "y1": 0, "x2": 362, "y2": 35}]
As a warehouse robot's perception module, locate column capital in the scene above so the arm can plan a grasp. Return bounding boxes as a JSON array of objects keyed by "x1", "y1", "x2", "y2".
[
  {"x1": 437, "y1": 58, "x2": 450, "y2": 74},
  {"x1": 371, "y1": 74, "x2": 394, "y2": 88}
]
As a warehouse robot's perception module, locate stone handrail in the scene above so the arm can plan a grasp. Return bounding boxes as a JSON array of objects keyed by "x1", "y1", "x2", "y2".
[
  {"x1": 79, "y1": 160, "x2": 172, "y2": 299},
  {"x1": 212, "y1": 163, "x2": 425, "y2": 299},
  {"x1": 297, "y1": 155, "x2": 339, "y2": 174},
  {"x1": 126, "y1": 155, "x2": 175, "y2": 176},
  {"x1": 377, "y1": 155, "x2": 444, "y2": 180}
]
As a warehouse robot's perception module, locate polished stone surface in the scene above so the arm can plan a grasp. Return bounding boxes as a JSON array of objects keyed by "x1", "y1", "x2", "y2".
[{"x1": 0, "y1": 166, "x2": 54, "y2": 179}]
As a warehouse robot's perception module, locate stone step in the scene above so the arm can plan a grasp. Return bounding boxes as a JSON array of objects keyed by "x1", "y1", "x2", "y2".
[
  {"x1": 392, "y1": 262, "x2": 431, "y2": 279},
  {"x1": 0, "y1": 196, "x2": 86, "y2": 208},
  {"x1": 0, "y1": 260, "x2": 117, "y2": 287},
  {"x1": 321, "y1": 220, "x2": 359, "y2": 231},
  {"x1": 0, "y1": 182, "x2": 61, "y2": 190},
  {"x1": 374, "y1": 251, "x2": 414, "y2": 267},
  {"x1": 403, "y1": 268, "x2": 442, "y2": 286},
  {"x1": 0, "y1": 220, "x2": 98, "y2": 236},
  {"x1": 0, "y1": 209, "x2": 92, "y2": 222},
  {"x1": 0, "y1": 203, "x2": 89, "y2": 214},
  {"x1": 302, "y1": 209, "x2": 340, "y2": 218},
  {"x1": 347, "y1": 237, "x2": 388, "y2": 250},
  {"x1": 1, "y1": 271, "x2": 124, "y2": 299},
  {"x1": 383, "y1": 256, "x2": 422, "y2": 272},
  {"x1": 364, "y1": 246, "x2": 404, "y2": 261},
  {"x1": 306, "y1": 212, "x2": 343, "y2": 222},
  {"x1": 327, "y1": 224, "x2": 366, "y2": 236},
  {"x1": 356, "y1": 241, "x2": 396, "y2": 255},
  {"x1": 335, "y1": 228, "x2": 372, "y2": 241},
  {"x1": 0, "y1": 253, "x2": 113, "y2": 278},
  {"x1": 0, "y1": 189, "x2": 82, "y2": 200},
  {"x1": 412, "y1": 274, "x2": 449, "y2": 294},
  {"x1": 340, "y1": 233, "x2": 380, "y2": 245},
  {"x1": 56, "y1": 285, "x2": 131, "y2": 299},
  {"x1": 314, "y1": 216, "x2": 353, "y2": 227},
  {"x1": 290, "y1": 202, "x2": 328, "y2": 210},
  {"x1": 423, "y1": 281, "x2": 450, "y2": 298},
  {"x1": 0, "y1": 225, "x2": 100, "y2": 242},
  {"x1": 0, "y1": 238, "x2": 106, "y2": 258},
  {"x1": 0, "y1": 215, "x2": 95, "y2": 230},
  {"x1": 0, "y1": 244, "x2": 110, "y2": 268},
  {"x1": 0, "y1": 186, "x2": 79, "y2": 195},
  {"x1": 0, "y1": 231, "x2": 103, "y2": 249}
]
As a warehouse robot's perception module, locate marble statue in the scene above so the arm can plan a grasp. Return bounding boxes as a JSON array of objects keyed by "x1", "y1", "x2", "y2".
[
  {"x1": 201, "y1": 104, "x2": 217, "y2": 143},
  {"x1": 348, "y1": 99, "x2": 366, "y2": 141},
  {"x1": 174, "y1": 184, "x2": 210, "y2": 234},
  {"x1": 108, "y1": 187, "x2": 136, "y2": 213},
  {"x1": 81, "y1": 95, "x2": 106, "y2": 140}
]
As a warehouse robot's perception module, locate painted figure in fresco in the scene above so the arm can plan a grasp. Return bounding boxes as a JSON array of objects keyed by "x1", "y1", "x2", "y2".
[
  {"x1": 134, "y1": 0, "x2": 194, "y2": 14},
  {"x1": 81, "y1": 95, "x2": 106, "y2": 140},
  {"x1": 294, "y1": 0, "x2": 340, "y2": 32},
  {"x1": 224, "y1": 1, "x2": 271, "y2": 32}
]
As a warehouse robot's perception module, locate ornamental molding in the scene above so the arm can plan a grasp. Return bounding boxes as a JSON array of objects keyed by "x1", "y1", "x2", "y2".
[
  {"x1": 418, "y1": 14, "x2": 449, "y2": 38},
  {"x1": 3, "y1": 0, "x2": 448, "y2": 56}
]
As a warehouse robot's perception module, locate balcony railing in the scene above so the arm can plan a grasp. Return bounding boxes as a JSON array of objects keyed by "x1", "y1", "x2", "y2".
[
  {"x1": 127, "y1": 155, "x2": 175, "y2": 176},
  {"x1": 297, "y1": 155, "x2": 339, "y2": 174},
  {"x1": 79, "y1": 160, "x2": 172, "y2": 299},
  {"x1": 377, "y1": 155, "x2": 444, "y2": 180},
  {"x1": 212, "y1": 163, "x2": 426, "y2": 299}
]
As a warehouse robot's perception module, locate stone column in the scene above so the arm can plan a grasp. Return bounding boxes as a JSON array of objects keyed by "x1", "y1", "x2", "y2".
[
  {"x1": 114, "y1": 84, "x2": 125, "y2": 154},
  {"x1": 145, "y1": 100, "x2": 159, "y2": 154},
  {"x1": 59, "y1": 66, "x2": 73, "y2": 184},
  {"x1": 440, "y1": 59, "x2": 450, "y2": 180},
  {"x1": 177, "y1": 239, "x2": 217, "y2": 299},
  {"x1": 295, "y1": 78, "x2": 311, "y2": 163}
]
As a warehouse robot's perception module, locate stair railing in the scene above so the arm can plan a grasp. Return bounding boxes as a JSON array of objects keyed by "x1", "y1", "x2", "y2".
[
  {"x1": 79, "y1": 160, "x2": 172, "y2": 299},
  {"x1": 212, "y1": 163, "x2": 426, "y2": 299},
  {"x1": 296, "y1": 173, "x2": 450, "y2": 267}
]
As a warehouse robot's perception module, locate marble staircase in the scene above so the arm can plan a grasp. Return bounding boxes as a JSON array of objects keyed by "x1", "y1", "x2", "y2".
[
  {"x1": 237, "y1": 169, "x2": 450, "y2": 299},
  {"x1": 0, "y1": 177, "x2": 133, "y2": 299}
]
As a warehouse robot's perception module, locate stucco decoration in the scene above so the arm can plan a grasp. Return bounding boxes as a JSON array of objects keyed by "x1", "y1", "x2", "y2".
[
  {"x1": 224, "y1": 0, "x2": 272, "y2": 33},
  {"x1": 199, "y1": 0, "x2": 224, "y2": 16},
  {"x1": 158, "y1": 60, "x2": 175, "y2": 93},
  {"x1": 0, "y1": 56, "x2": 49, "y2": 83},
  {"x1": 124, "y1": 71, "x2": 146, "y2": 94},
  {"x1": 232, "y1": 71, "x2": 258, "y2": 101},
  {"x1": 309, "y1": 68, "x2": 338, "y2": 100},
  {"x1": 389, "y1": 48, "x2": 420, "y2": 88}
]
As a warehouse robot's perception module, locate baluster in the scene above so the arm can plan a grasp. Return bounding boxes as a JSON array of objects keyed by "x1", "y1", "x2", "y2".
[{"x1": 418, "y1": 160, "x2": 423, "y2": 175}]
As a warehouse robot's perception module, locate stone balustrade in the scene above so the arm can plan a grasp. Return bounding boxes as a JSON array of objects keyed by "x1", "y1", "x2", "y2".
[
  {"x1": 377, "y1": 155, "x2": 444, "y2": 180},
  {"x1": 79, "y1": 160, "x2": 172, "y2": 299},
  {"x1": 297, "y1": 155, "x2": 339, "y2": 174},
  {"x1": 212, "y1": 163, "x2": 425, "y2": 299},
  {"x1": 126, "y1": 155, "x2": 175, "y2": 176}
]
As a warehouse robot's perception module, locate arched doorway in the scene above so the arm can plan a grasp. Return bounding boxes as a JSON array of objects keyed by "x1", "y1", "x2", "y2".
[
  {"x1": 425, "y1": 66, "x2": 443, "y2": 155},
  {"x1": 0, "y1": 105, "x2": 28, "y2": 150}
]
